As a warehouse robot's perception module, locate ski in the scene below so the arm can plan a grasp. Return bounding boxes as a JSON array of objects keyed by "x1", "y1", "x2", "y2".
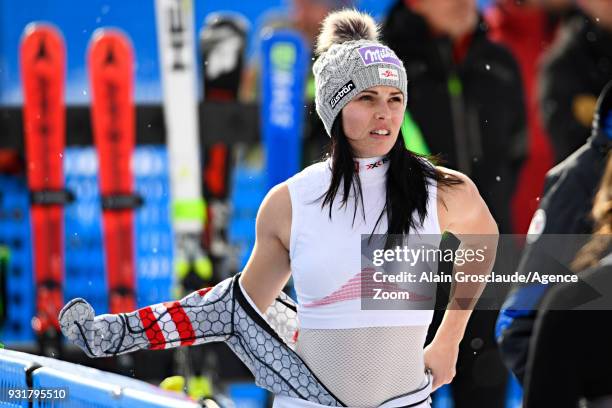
[
  {"x1": 154, "y1": 0, "x2": 211, "y2": 295},
  {"x1": 20, "y1": 23, "x2": 69, "y2": 357},
  {"x1": 155, "y1": 0, "x2": 216, "y2": 397},
  {"x1": 88, "y1": 29, "x2": 139, "y2": 314},
  {"x1": 200, "y1": 13, "x2": 248, "y2": 281},
  {"x1": 260, "y1": 29, "x2": 308, "y2": 189}
]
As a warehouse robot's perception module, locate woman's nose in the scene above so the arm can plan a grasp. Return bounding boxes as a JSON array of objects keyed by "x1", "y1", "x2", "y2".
[{"x1": 375, "y1": 104, "x2": 391, "y2": 120}]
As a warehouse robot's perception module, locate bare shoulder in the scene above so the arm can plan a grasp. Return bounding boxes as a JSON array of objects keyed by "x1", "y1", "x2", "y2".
[
  {"x1": 259, "y1": 182, "x2": 291, "y2": 215},
  {"x1": 435, "y1": 166, "x2": 498, "y2": 235},
  {"x1": 257, "y1": 182, "x2": 292, "y2": 249},
  {"x1": 435, "y1": 166, "x2": 478, "y2": 201}
]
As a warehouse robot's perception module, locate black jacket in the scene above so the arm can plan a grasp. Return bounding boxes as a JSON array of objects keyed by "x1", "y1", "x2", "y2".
[
  {"x1": 523, "y1": 254, "x2": 612, "y2": 407},
  {"x1": 382, "y1": 1, "x2": 527, "y2": 233},
  {"x1": 539, "y1": 15, "x2": 612, "y2": 163},
  {"x1": 496, "y1": 81, "x2": 612, "y2": 384}
]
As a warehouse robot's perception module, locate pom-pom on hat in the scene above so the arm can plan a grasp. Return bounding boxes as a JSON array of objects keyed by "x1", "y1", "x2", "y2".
[{"x1": 313, "y1": 9, "x2": 408, "y2": 137}]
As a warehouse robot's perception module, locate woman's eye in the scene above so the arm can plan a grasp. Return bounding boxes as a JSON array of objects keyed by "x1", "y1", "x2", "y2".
[
  {"x1": 390, "y1": 97, "x2": 402, "y2": 103},
  {"x1": 359, "y1": 95, "x2": 373, "y2": 101}
]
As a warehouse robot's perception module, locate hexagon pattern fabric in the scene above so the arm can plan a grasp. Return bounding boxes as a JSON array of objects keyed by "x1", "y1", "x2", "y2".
[{"x1": 59, "y1": 275, "x2": 344, "y2": 406}]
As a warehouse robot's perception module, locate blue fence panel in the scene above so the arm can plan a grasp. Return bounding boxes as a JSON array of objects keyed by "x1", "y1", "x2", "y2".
[
  {"x1": 32, "y1": 367, "x2": 198, "y2": 407},
  {"x1": 0, "y1": 354, "x2": 31, "y2": 408},
  {"x1": 0, "y1": 349, "x2": 198, "y2": 408},
  {"x1": 0, "y1": 349, "x2": 152, "y2": 392},
  {"x1": 33, "y1": 366, "x2": 121, "y2": 408}
]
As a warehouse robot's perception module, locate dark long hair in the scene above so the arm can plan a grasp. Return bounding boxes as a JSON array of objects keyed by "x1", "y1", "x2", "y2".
[{"x1": 320, "y1": 113, "x2": 464, "y2": 245}]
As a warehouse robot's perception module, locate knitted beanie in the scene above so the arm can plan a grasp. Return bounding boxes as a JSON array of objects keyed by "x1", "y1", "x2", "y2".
[{"x1": 313, "y1": 9, "x2": 408, "y2": 136}]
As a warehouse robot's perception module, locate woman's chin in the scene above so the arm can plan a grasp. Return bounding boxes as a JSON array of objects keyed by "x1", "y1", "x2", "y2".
[
  {"x1": 351, "y1": 138, "x2": 396, "y2": 158},
  {"x1": 370, "y1": 143, "x2": 394, "y2": 157}
]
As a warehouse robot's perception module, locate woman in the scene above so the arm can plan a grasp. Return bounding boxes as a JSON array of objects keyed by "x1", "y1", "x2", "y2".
[
  {"x1": 239, "y1": 9, "x2": 497, "y2": 408},
  {"x1": 59, "y1": 9, "x2": 498, "y2": 408}
]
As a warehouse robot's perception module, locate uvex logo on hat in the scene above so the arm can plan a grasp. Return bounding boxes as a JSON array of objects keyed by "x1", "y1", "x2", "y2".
[
  {"x1": 358, "y1": 45, "x2": 402, "y2": 67},
  {"x1": 378, "y1": 67, "x2": 399, "y2": 80},
  {"x1": 330, "y1": 80, "x2": 355, "y2": 109}
]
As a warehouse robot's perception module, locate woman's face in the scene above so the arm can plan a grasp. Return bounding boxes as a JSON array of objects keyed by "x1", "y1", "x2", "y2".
[{"x1": 341, "y1": 85, "x2": 405, "y2": 158}]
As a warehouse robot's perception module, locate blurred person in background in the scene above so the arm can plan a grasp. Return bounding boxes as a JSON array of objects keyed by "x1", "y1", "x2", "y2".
[
  {"x1": 241, "y1": 0, "x2": 350, "y2": 101},
  {"x1": 485, "y1": 0, "x2": 574, "y2": 234},
  {"x1": 496, "y1": 80, "x2": 612, "y2": 385},
  {"x1": 381, "y1": 1, "x2": 527, "y2": 406},
  {"x1": 382, "y1": 0, "x2": 526, "y2": 237},
  {"x1": 539, "y1": 0, "x2": 612, "y2": 163},
  {"x1": 522, "y1": 151, "x2": 612, "y2": 408},
  {"x1": 240, "y1": 0, "x2": 353, "y2": 166}
]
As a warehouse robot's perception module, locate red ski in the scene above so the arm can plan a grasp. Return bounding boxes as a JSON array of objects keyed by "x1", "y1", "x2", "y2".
[
  {"x1": 20, "y1": 23, "x2": 68, "y2": 356},
  {"x1": 88, "y1": 29, "x2": 139, "y2": 314}
]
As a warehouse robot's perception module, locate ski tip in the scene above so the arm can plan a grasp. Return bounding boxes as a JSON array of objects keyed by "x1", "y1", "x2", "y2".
[
  {"x1": 22, "y1": 22, "x2": 63, "y2": 40},
  {"x1": 88, "y1": 28, "x2": 134, "y2": 72},
  {"x1": 89, "y1": 28, "x2": 134, "y2": 52},
  {"x1": 21, "y1": 23, "x2": 65, "y2": 61}
]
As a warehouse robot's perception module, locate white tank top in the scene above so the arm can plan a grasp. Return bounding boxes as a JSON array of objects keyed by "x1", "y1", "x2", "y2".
[{"x1": 286, "y1": 156, "x2": 440, "y2": 330}]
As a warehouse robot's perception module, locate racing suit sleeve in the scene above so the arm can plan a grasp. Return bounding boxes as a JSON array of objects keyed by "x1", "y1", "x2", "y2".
[{"x1": 58, "y1": 277, "x2": 235, "y2": 358}]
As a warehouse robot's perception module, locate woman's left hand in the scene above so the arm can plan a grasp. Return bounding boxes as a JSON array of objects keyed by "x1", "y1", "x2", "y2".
[{"x1": 424, "y1": 338, "x2": 459, "y2": 391}]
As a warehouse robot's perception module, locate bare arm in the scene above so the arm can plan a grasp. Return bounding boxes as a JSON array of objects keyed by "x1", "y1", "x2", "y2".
[
  {"x1": 436, "y1": 167, "x2": 498, "y2": 342},
  {"x1": 239, "y1": 182, "x2": 293, "y2": 314},
  {"x1": 426, "y1": 168, "x2": 499, "y2": 389}
]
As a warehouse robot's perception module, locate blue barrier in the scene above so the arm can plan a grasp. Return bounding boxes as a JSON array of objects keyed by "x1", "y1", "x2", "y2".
[
  {"x1": 0, "y1": 354, "x2": 32, "y2": 408},
  {"x1": 33, "y1": 367, "x2": 120, "y2": 408},
  {"x1": 0, "y1": 349, "x2": 199, "y2": 408},
  {"x1": 33, "y1": 367, "x2": 200, "y2": 408}
]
